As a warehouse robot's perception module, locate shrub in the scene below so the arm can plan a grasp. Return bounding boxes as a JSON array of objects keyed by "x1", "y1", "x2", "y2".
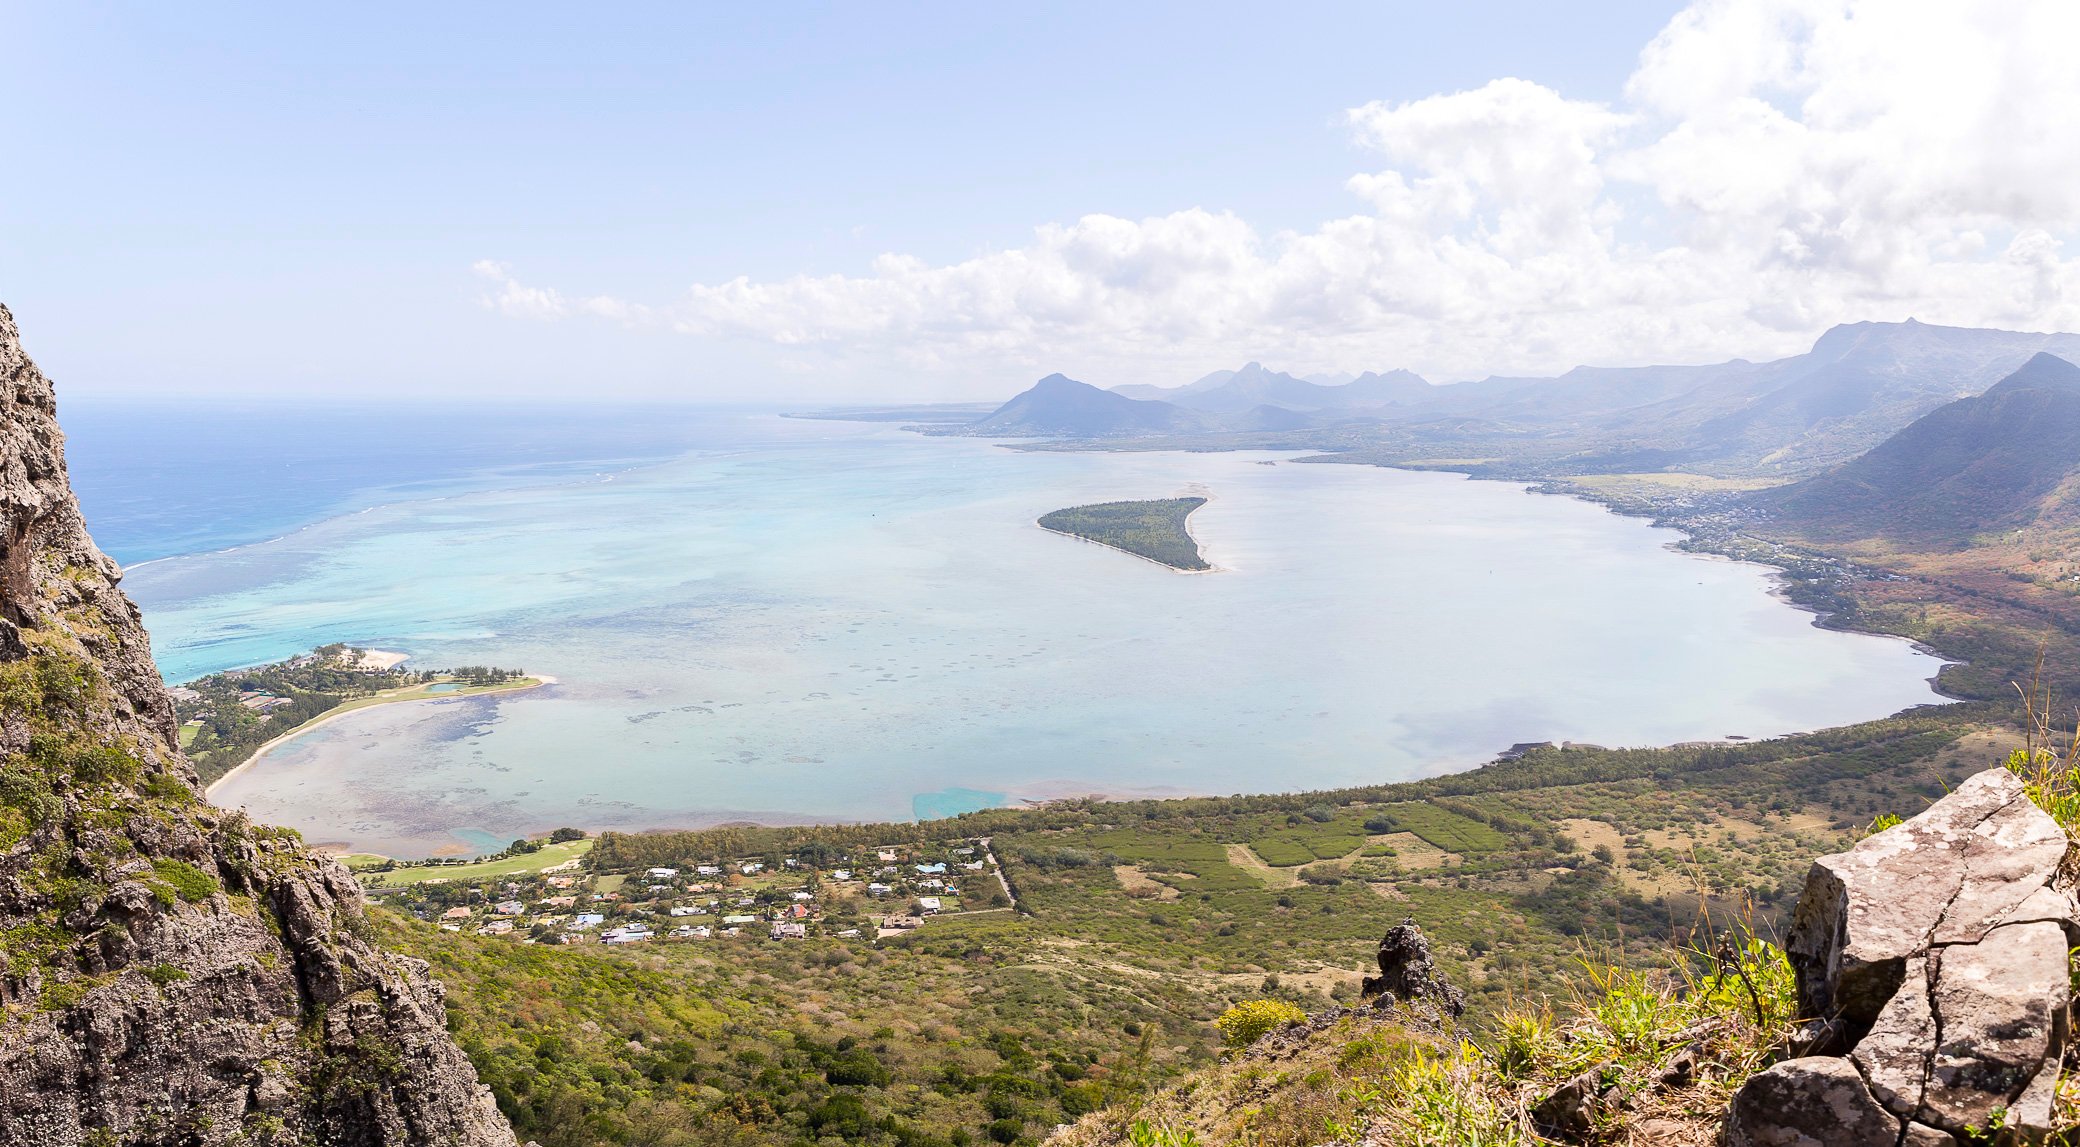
[
  {"x1": 1213, "y1": 999, "x2": 1306, "y2": 1050},
  {"x1": 148, "y1": 858, "x2": 220, "y2": 905}
]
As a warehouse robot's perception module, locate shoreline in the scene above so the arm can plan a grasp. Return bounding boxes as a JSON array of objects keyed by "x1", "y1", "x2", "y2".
[{"x1": 203, "y1": 675, "x2": 556, "y2": 802}]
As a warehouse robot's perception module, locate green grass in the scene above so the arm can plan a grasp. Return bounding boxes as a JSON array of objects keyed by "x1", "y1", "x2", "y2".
[
  {"x1": 356, "y1": 838, "x2": 593, "y2": 885},
  {"x1": 1078, "y1": 829, "x2": 1258, "y2": 891},
  {"x1": 1367, "y1": 803, "x2": 1508, "y2": 852}
]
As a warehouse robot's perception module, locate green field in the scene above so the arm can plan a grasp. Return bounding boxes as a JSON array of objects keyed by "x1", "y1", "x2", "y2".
[
  {"x1": 1038, "y1": 498, "x2": 1210, "y2": 571},
  {"x1": 1365, "y1": 802, "x2": 1510, "y2": 852},
  {"x1": 354, "y1": 838, "x2": 594, "y2": 885}
]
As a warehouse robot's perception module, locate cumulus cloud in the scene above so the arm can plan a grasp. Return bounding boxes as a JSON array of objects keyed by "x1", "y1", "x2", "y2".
[{"x1": 478, "y1": 0, "x2": 2080, "y2": 384}]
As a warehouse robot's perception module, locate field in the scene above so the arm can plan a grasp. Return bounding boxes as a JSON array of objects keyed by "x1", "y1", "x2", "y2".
[{"x1": 355, "y1": 838, "x2": 594, "y2": 885}]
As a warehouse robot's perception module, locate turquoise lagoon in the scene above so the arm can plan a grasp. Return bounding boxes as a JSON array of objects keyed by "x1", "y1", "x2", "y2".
[{"x1": 116, "y1": 414, "x2": 1949, "y2": 857}]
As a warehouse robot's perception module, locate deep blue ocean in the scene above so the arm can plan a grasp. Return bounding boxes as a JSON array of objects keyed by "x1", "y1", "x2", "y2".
[{"x1": 63, "y1": 398, "x2": 765, "y2": 566}]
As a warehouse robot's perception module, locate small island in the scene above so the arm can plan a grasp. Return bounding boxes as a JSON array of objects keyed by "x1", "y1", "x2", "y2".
[{"x1": 1038, "y1": 497, "x2": 1211, "y2": 571}]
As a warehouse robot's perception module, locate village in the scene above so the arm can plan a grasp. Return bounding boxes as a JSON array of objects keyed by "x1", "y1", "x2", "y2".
[{"x1": 364, "y1": 837, "x2": 1016, "y2": 946}]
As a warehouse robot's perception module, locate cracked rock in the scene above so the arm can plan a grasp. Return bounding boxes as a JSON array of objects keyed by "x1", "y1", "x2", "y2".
[{"x1": 1722, "y1": 1057, "x2": 1900, "y2": 1147}]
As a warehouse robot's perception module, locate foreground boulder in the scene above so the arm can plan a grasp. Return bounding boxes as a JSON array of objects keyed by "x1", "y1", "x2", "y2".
[
  {"x1": 0, "y1": 305, "x2": 515, "y2": 1145},
  {"x1": 1727, "y1": 767, "x2": 2075, "y2": 1144}
]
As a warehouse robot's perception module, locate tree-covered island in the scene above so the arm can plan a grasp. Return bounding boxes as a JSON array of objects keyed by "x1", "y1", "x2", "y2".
[{"x1": 1038, "y1": 497, "x2": 1211, "y2": 571}]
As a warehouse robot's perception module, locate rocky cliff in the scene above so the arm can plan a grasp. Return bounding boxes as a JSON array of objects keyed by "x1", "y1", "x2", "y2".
[
  {"x1": 1726, "y1": 767, "x2": 2077, "y2": 1146},
  {"x1": 0, "y1": 304, "x2": 515, "y2": 1146}
]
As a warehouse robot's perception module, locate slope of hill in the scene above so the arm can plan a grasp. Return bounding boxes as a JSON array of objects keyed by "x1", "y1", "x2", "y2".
[
  {"x1": 967, "y1": 374, "x2": 1207, "y2": 437},
  {"x1": 0, "y1": 305, "x2": 513, "y2": 1145},
  {"x1": 1757, "y1": 352, "x2": 2080, "y2": 547}
]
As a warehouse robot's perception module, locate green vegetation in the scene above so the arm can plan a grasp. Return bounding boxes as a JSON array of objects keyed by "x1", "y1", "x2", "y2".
[
  {"x1": 1059, "y1": 935, "x2": 1801, "y2": 1147},
  {"x1": 1039, "y1": 498, "x2": 1210, "y2": 571},
  {"x1": 378, "y1": 701, "x2": 2032, "y2": 1147},
  {"x1": 1213, "y1": 1000, "x2": 1307, "y2": 1050}
]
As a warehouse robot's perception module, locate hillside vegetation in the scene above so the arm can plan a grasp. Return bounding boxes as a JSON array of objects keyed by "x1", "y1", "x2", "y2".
[
  {"x1": 380, "y1": 705, "x2": 2017, "y2": 1147},
  {"x1": 1760, "y1": 352, "x2": 2080, "y2": 547}
]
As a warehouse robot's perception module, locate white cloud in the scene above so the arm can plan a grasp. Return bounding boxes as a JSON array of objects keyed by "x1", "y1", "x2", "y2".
[{"x1": 480, "y1": 0, "x2": 2080, "y2": 387}]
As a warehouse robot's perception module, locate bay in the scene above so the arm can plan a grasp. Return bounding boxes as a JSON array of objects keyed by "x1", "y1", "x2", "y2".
[{"x1": 106, "y1": 411, "x2": 1948, "y2": 857}]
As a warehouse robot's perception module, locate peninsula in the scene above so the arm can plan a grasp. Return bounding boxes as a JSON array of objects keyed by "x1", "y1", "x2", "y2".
[
  {"x1": 1038, "y1": 496, "x2": 1211, "y2": 571},
  {"x1": 173, "y1": 643, "x2": 548, "y2": 791}
]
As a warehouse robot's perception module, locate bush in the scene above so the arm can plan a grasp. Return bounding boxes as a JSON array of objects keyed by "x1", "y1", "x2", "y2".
[
  {"x1": 1213, "y1": 999, "x2": 1307, "y2": 1050},
  {"x1": 149, "y1": 858, "x2": 220, "y2": 905}
]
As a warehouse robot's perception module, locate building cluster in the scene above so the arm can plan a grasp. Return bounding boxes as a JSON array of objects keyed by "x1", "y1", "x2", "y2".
[{"x1": 371, "y1": 838, "x2": 1009, "y2": 946}]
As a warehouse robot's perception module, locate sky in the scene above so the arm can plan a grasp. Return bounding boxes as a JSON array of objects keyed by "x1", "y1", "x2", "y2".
[{"x1": 6, "y1": 1, "x2": 2079, "y2": 402}]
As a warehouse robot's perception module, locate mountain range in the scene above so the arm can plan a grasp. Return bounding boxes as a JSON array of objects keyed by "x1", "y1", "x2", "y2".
[{"x1": 960, "y1": 320, "x2": 2080, "y2": 476}]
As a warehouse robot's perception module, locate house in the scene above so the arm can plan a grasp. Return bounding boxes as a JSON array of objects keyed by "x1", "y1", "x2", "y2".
[
  {"x1": 918, "y1": 879, "x2": 944, "y2": 891},
  {"x1": 722, "y1": 914, "x2": 757, "y2": 926},
  {"x1": 836, "y1": 928, "x2": 861, "y2": 938},
  {"x1": 740, "y1": 863, "x2": 764, "y2": 875},
  {"x1": 168, "y1": 686, "x2": 202, "y2": 703},
  {"x1": 964, "y1": 861, "x2": 985, "y2": 871},
  {"x1": 953, "y1": 847, "x2": 974, "y2": 856},
  {"x1": 917, "y1": 897, "x2": 942, "y2": 914},
  {"x1": 647, "y1": 868, "x2": 679, "y2": 879},
  {"x1": 493, "y1": 900, "x2": 524, "y2": 915},
  {"x1": 476, "y1": 920, "x2": 514, "y2": 936},
  {"x1": 790, "y1": 903, "x2": 810, "y2": 919},
  {"x1": 669, "y1": 905, "x2": 704, "y2": 917},
  {"x1": 668, "y1": 926, "x2": 697, "y2": 940},
  {"x1": 783, "y1": 859, "x2": 799, "y2": 868},
  {"x1": 877, "y1": 849, "x2": 898, "y2": 862},
  {"x1": 439, "y1": 906, "x2": 473, "y2": 921},
  {"x1": 689, "y1": 925, "x2": 712, "y2": 939},
  {"x1": 539, "y1": 896, "x2": 577, "y2": 910},
  {"x1": 601, "y1": 925, "x2": 651, "y2": 945},
  {"x1": 882, "y1": 915, "x2": 923, "y2": 930},
  {"x1": 695, "y1": 865, "x2": 722, "y2": 876},
  {"x1": 790, "y1": 891, "x2": 814, "y2": 901},
  {"x1": 830, "y1": 869, "x2": 853, "y2": 881},
  {"x1": 546, "y1": 876, "x2": 577, "y2": 889},
  {"x1": 915, "y1": 863, "x2": 946, "y2": 875},
  {"x1": 867, "y1": 883, "x2": 893, "y2": 897},
  {"x1": 572, "y1": 912, "x2": 606, "y2": 927},
  {"x1": 769, "y1": 922, "x2": 807, "y2": 940}
]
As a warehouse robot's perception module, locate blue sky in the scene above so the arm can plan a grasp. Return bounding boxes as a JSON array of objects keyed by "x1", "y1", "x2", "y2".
[{"x1": 7, "y1": 2, "x2": 2077, "y2": 401}]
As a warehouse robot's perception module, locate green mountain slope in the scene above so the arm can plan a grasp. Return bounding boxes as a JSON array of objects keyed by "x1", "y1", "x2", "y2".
[{"x1": 1756, "y1": 352, "x2": 2080, "y2": 547}]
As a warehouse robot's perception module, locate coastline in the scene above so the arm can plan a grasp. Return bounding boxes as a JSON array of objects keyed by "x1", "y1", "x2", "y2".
[{"x1": 203, "y1": 674, "x2": 556, "y2": 803}]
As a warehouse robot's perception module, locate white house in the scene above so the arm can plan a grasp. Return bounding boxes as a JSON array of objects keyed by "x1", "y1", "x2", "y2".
[
  {"x1": 647, "y1": 868, "x2": 679, "y2": 879},
  {"x1": 917, "y1": 896, "x2": 942, "y2": 914}
]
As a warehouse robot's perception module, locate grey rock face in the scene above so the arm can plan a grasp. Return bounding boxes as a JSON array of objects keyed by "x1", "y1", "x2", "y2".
[
  {"x1": 1786, "y1": 768, "x2": 2068, "y2": 1026},
  {"x1": 1722, "y1": 1057, "x2": 1900, "y2": 1147},
  {"x1": 0, "y1": 305, "x2": 514, "y2": 1147},
  {"x1": 1742, "y1": 767, "x2": 2077, "y2": 1142}
]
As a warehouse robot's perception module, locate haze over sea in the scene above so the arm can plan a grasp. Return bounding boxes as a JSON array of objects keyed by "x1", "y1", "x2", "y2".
[{"x1": 68, "y1": 402, "x2": 1949, "y2": 858}]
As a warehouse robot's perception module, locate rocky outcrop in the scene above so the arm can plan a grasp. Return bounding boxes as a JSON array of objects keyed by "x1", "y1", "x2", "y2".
[
  {"x1": 1726, "y1": 768, "x2": 2076, "y2": 1145},
  {"x1": 0, "y1": 304, "x2": 515, "y2": 1146},
  {"x1": 1361, "y1": 918, "x2": 1466, "y2": 1018}
]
